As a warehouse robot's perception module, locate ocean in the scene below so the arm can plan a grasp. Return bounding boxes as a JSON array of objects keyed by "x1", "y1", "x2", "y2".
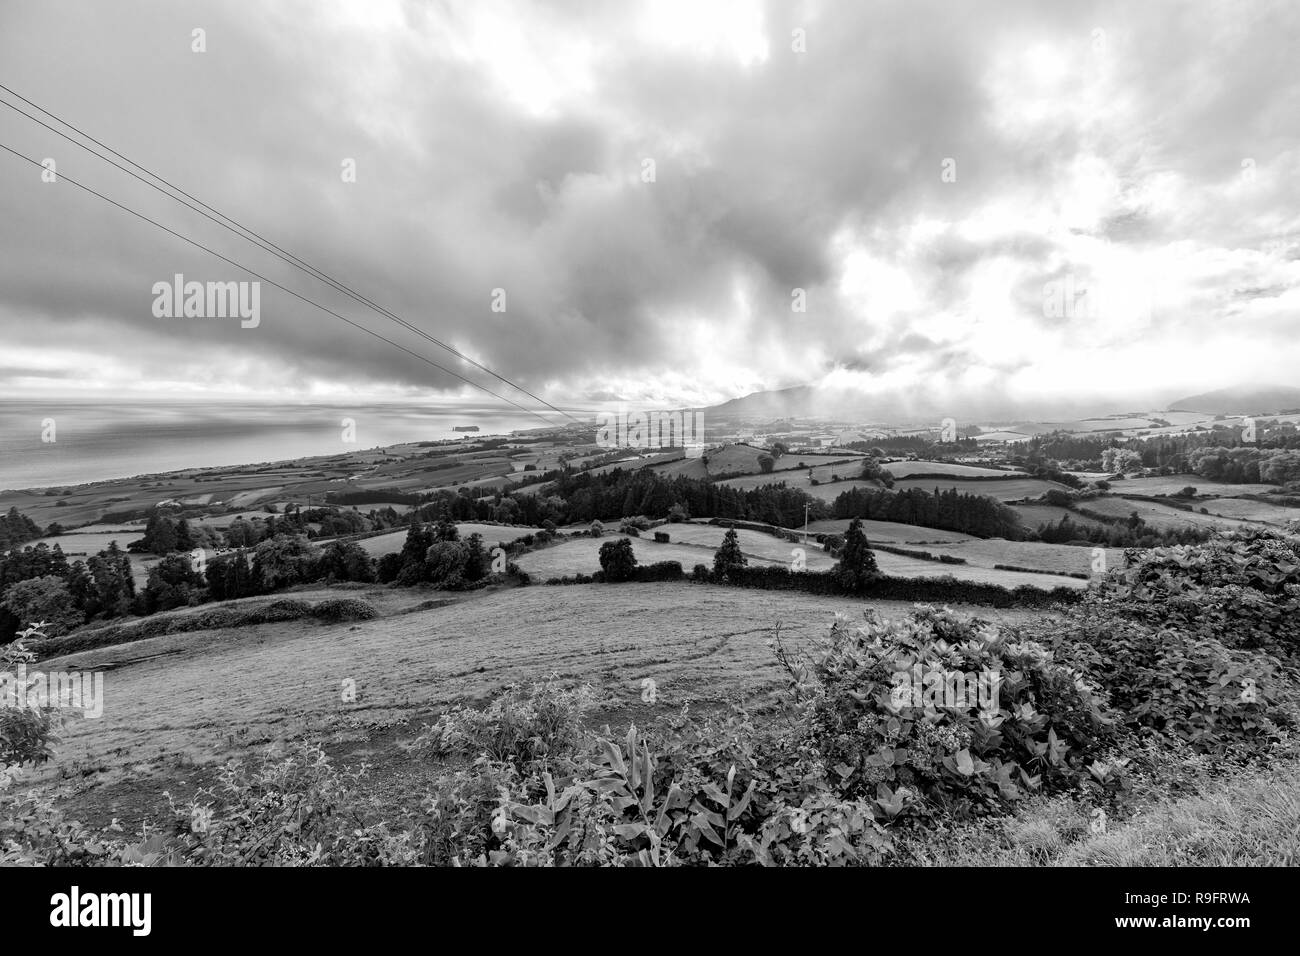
[{"x1": 0, "y1": 400, "x2": 554, "y2": 490}]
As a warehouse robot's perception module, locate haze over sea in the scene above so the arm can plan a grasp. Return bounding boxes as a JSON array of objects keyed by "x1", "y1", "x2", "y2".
[{"x1": 0, "y1": 401, "x2": 548, "y2": 490}]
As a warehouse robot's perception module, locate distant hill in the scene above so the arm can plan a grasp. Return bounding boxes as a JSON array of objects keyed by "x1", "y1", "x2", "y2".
[
  {"x1": 701, "y1": 385, "x2": 818, "y2": 419},
  {"x1": 1167, "y1": 385, "x2": 1300, "y2": 416}
]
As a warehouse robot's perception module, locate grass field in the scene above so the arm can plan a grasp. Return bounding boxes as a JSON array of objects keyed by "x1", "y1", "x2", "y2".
[
  {"x1": 884, "y1": 461, "x2": 1027, "y2": 479},
  {"x1": 1199, "y1": 497, "x2": 1298, "y2": 524},
  {"x1": 1080, "y1": 496, "x2": 1260, "y2": 531},
  {"x1": 514, "y1": 529, "x2": 1082, "y2": 589},
  {"x1": 28, "y1": 582, "x2": 1046, "y2": 828},
  {"x1": 803, "y1": 518, "x2": 976, "y2": 544},
  {"x1": 1010, "y1": 503, "x2": 1107, "y2": 532},
  {"x1": 513, "y1": 534, "x2": 819, "y2": 577},
  {"x1": 350, "y1": 523, "x2": 540, "y2": 558},
  {"x1": 1107, "y1": 475, "x2": 1281, "y2": 496},
  {"x1": 922, "y1": 539, "x2": 1123, "y2": 577},
  {"x1": 716, "y1": 473, "x2": 883, "y2": 501},
  {"x1": 891, "y1": 477, "x2": 1069, "y2": 500}
]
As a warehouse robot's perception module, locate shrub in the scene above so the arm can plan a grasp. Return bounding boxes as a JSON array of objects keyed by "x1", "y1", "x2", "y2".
[
  {"x1": 776, "y1": 607, "x2": 1125, "y2": 819},
  {"x1": 413, "y1": 678, "x2": 593, "y2": 770},
  {"x1": 598, "y1": 538, "x2": 637, "y2": 582},
  {"x1": 1086, "y1": 529, "x2": 1300, "y2": 660},
  {"x1": 653, "y1": 531, "x2": 670, "y2": 543},
  {"x1": 713, "y1": 528, "x2": 746, "y2": 578},
  {"x1": 1039, "y1": 614, "x2": 1294, "y2": 757},
  {"x1": 310, "y1": 598, "x2": 378, "y2": 623},
  {"x1": 832, "y1": 517, "x2": 879, "y2": 592},
  {"x1": 633, "y1": 561, "x2": 683, "y2": 582},
  {"x1": 166, "y1": 743, "x2": 419, "y2": 865}
]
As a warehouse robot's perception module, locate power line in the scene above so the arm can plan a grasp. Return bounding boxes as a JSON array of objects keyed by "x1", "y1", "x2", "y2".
[
  {"x1": 0, "y1": 138, "x2": 568, "y2": 428},
  {"x1": 0, "y1": 81, "x2": 581, "y2": 423}
]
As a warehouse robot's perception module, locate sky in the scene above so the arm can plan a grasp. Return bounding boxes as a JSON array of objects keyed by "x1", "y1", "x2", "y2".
[{"x1": 1, "y1": 0, "x2": 1298, "y2": 419}]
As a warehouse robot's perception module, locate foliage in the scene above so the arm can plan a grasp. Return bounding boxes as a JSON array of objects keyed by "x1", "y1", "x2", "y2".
[
  {"x1": 775, "y1": 608, "x2": 1124, "y2": 820},
  {"x1": 713, "y1": 528, "x2": 747, "y2": 578},
  {"x1": 832, "y1": 517, "x2": 879, "y2": 591},
  {"x1": 598, "y1": 538, "x2": 637, "y2": 583}
]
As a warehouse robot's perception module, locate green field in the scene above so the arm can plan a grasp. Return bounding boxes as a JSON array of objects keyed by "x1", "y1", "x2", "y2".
[
  {"x1": 1080, "y1": 496, "x2": 1261, "y2": 531},
  {"x1": 716, "y1": 473, "x2": 883, "y2": 501},
  {"x1": 1107, "y1": 475, "x2": 1282, "y2": 497},
  {"x1": 1199, "y1": 497, "x2": 1298, "y2": 524},
  {"x1": 922, "y1": 539, "x2": 1123, "y2": 577},
  {"x1": 28, "y1": 582, "x2": 1045, "y2": 828},
  {"x1": 804, "y1": 518, "x2": 976, "y2": 544},
  {"x1": 891, "y1": 477, "x2": 1069, "y2": 500},
  {"x1": 884, "y1": 461, "x2": 1027, "y2": 479}
]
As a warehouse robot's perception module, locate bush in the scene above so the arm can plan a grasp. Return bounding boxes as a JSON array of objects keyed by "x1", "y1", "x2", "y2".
[
  {"x1": 713, "y1": 528, "x2": 746, "y2": 578},
  {"x1": 414, "y1": 679, "x2": 593, "y2": 770},
  {"x1": 776, "y1": 607, "x2": 1125, "y2": 819},
  {"x1": 598, "y1": 538, "x2": 637, "y2": 582},
  {"x1": 310, "y1": 598, "x2": 378, "y2": 623},
  {"x1": 632, "y1": 561, "x2": 683, "y2": 582},
  {"x1": 1040, "y1": 615, "x2": 1294, "y2": 757},
  {"x1": 832, "y1": 517, "x2": 879, "y2": 592},
  {"x1": 653, "y1": 531, "x2": 670, "y2": 543},
  {"x1": 1086, "y1": 529, "x2": 1300, "y2": 660}
]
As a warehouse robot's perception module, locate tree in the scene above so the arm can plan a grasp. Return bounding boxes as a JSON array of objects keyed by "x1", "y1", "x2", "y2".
[
  {"x1": 316, "y1": 540, "x2": 376, "y2": 583},
  {"x1": 251, "y1": 535, "x2": 319, "y2": 592},
  {"x1": 207, "y1": 551, "x2": 255, "y2": 600},
  {"x1": 770, "y1": 441, "x2": 788, "y2": 459},
  {"x1": 86, "y1": 543, "x2": 135, "y2": 619},
  {"x1": 599, "y1": 538, "x2": 637, "y2": 582},
  {"x1": 1, "y1": 576, "x2": 82, "y2": 636},
  {"x1": 589, "y1": 520, "x2": 605, "y2": 538},
  {"x1": 834, "y1": 518, "x2": 879, "y2": 592},
  {"x1": 140, "y1": 554, "x2": 206, "y2": 614},
  {"x1": 758, "y1": 454, "x2": 775, "y2": 474},
  {"x1": 713, "y1": 528, "x2": 747, "y2": 578},
  {"x1": 425, "y1": 541, "x2": 468, "y2": 587},
  {"x1": 434, "y1": 507, "x2": 459, "y2": 542}
]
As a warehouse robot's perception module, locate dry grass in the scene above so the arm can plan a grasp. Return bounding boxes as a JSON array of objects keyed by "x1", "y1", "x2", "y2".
[
  {"x1": 27, "y1": 584, "x2": 1040, "y2": 796},
  {"x1": 901, "y1": 760, "x2": 1300, "y2": 866}
]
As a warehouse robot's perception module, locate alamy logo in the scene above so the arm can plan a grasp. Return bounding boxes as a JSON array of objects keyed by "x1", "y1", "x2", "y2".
[
  {"x1": 0, "y1": 665, "x2": 104, "y2": 718},
  {"x1": 152, "y1": 273, "x2": 261, "y2": 328},
  {"x1": 50, "y1": 887, "x2": 151, "y2": 936},
  {"x1": 595, "y1": 406, "x2": 705, "y2": 458}
]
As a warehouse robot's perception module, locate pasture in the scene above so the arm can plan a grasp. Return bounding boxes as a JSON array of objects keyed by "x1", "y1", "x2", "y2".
[
  {"x1": 883, "y1": 461, "x2": 1027, "y2": 479},
  {"x1": 891, "y1": 477, "x2": 1070, "y2": 500},
  {"x1": 29, "y1": 582, "x2": 1046, "y2": 826}
]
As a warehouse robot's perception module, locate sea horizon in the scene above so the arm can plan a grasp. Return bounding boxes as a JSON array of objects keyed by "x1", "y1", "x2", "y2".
[{"x1": 0, "y1": 399, "x2": 565, "y2": 490}]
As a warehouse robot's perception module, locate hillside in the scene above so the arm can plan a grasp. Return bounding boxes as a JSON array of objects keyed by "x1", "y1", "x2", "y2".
[{"x1": 1169, "y1": 385, "x2": 1300, "y2": 415}]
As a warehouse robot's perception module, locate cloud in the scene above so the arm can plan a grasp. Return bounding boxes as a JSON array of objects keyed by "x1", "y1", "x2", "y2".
[{"x1": 0, "y1": 0, "x2": 1297, "y2": 413}]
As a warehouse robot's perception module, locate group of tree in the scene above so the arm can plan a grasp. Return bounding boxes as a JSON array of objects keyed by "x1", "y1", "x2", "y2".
[
  {"x1": 1034, "y1": 513, "x2": 1210, "y2": 548},
  {"x1": 130, "y1": 504, "x2": 408, "y2": 556},
  {"x1": 0, "y1": 542, "x2": 136, "y2": 639},
  {"x1": 0, "y1": 507, "x2": 43, "y2": 550},
  {"x1": 830, "y1": 486, "x2": 1024, "y2": 539},
  {"x1": 375, "y1": 513, "x2": 492, "y2": 589}
]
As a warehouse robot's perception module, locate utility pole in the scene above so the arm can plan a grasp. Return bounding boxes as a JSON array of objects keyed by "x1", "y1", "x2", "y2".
[{"x1": 804, "y1": 502, "x2": 810, "y2": 543}]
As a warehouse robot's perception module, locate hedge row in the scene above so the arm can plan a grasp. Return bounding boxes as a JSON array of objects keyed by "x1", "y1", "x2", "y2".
[
  {"x1": 713, "y1": 565, "x2": 1079, "y2": 607},
  {"x1": 540, "y1": 562, "x2": 1078, "y2": 608},
  {"x1": 36, "y1": 596, "x2": 378, "y2": 661},
  {"x1": 994, "y1": 563, "x2": 1090, "y2": 580},
  {"x1": 871, "y1": 543, "x2": 967, "y2": 564}
]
